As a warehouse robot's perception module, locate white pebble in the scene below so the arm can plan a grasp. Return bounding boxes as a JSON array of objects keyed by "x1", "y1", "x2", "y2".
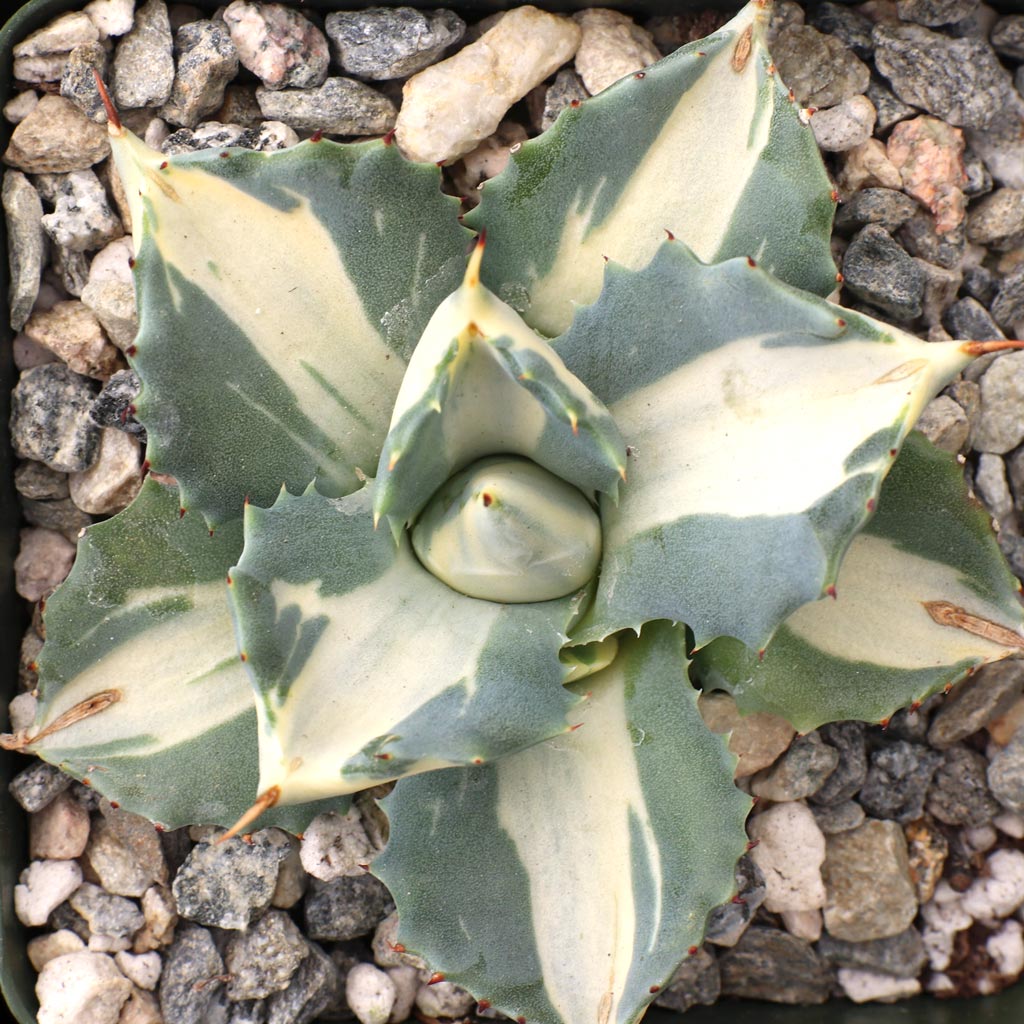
[
  {"x1": 988, "y1": 919, "x2": 1024, "y2": 977},
  {"x1": 964, "y1": 825, "x2": 998, "y2": 853},
  {"x1": 8, "y1": 690, "x2": 38, "y2": 731},
  {"x1": 386, "y1": 965, "x2": 420, "y2": 1023},
  {"x1": 747, "y1": 801, "x2": 826, "y2": 912},
  {"x1": 415, "y1": 979, "x2": 476, "y2": 1018},
  {"x1": 15, "y1": 859, "x2": 83, "y2": 927},
  {"x1": 926, "y1": 971, "x2": 956, "y2": 994},
  {"x1": 36, "y1": 951, "x2": 132, "y2": 1024},
  {"x1": 300, "y1": 807, "x2": 379, "y2": 881},
  {"x1": 27, "y1": 930, "x2": 86, "y2": 972},
  {"x1": 346, "y1": 962, "x2": 396, "y2": 1024},
  {"x1": 83, "y1": 0, "x2": 135, "y2": 39},
  {"x1": 838, "y1": 967, "x2": 921, "y2": 1003},
  {"x1": 114, "y1": 951, "x2": 162, "y2": 990},
  {"x1": 572, "y1": 9, "x2": 661, "y2": 95},
  {"x1": 4, "y1": 90, "x2": 39, "y2": 124},
  {"x1": 994, "y1": 811, "x2": 1024, "y2": 839},
  {"x1": 781, "y1": 908, "x2": 822, "y2": 941},
  {"x1": 962, "y1": 849, "x2": 1024, "y2": 921}
]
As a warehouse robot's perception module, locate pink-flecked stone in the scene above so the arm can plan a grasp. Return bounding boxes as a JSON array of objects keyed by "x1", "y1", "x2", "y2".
[
  {"x1": 222, "y1": 0, "x2": 329, "y2": 90},
  {"x1": 887, "y1": 115, "x2": 967, "y2": 234}
]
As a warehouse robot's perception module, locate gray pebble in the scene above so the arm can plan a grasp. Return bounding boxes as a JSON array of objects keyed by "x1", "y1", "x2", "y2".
[
  {"x1": 112, "y1": 0, "x2": 175, "y2": 109},
  {"x1": 225, "y1": 909, "x2": 309, "y2": 1000},
  {"x1": 895, "y1": 0, "x2": 980, "y2": 27},
  {"x1": 817, "y1": 926, "x2": 928, "y2": 977},
  {"x1": 991, "y1": 15, "x2": 1024, "y2": 60},
  {"x1": 973, "y1": 351, "x2": 1024, "y2": 453},
  {"x1": 750, "y1": 732, "x2": 839, "y2": 802},
  {"x1": 858, "y1": 740, "x2": 943, "y2": 823},
  {"x1": 10, "y1": 364, "x2": 101, "y2": 472},
  {"x1": 90, "y1": 369, "x2": 145, "y2": 438},
  {"x1": 966, "y1": 96, "x2": 1024, "y2": 191},
  {"x1": 304, "y1": 873, "x2": 392, "y2": 942},
  {"x1": 917, "y1": 257, "x2": 963, "y2": 328},
  {"x1": 60, "y1": 43, "x2": 109, "y2": 123},
  {"x1": 897, "y1": 209, "x2": 965, "y2": 269},
  {"x1": 3, "y1": 170, "x2": 46, "y2": 331},
  {"x1": 916, "y1": 394, "x2": 970, "y2": 453},
  {"x1": 21, "y1": 495, "x2": 91, "y2": 535},
  {"x1": 962, "y1": 148, "x2": 993, "y2": 197},
  {"x1": 771, "y1": 25, "x2": 870, "y2": 108},
  {"x1": 9, "y1": 761, "x2": 73, "y2": 813},
  {"x1": 943, "y1": 296, "x2": 1005, "y2": 342},
  {"x1": 654, "y1": 948, "x2": 720, "y2": 1012},
  {"x1": 161, "y1": 20, "x2": 239, "y2": 129},
  {"x1": 842, "y1": 224, "x2": 925, "y2": 321},
  {"x1": 41, "y1": 169, "x2": 123, "y2": 253},
  {"x1": 811, "y1": 722, "x2": 867, "y2": 806},
  {"x1": 540, "y1": 68, "x2": 589, "y2": 132},
  {"x1": 991, "y1": 266, "x2": 1024, "y2": 332},
  {"x1": 15, "y1": 459, "x2": 69, "y2": 500},
  {"x1": 228, "y1": 1001, "x2": 268, "y2": 1024},
  {"x1": 47, "y1": 900, "x2": 91, "y2": 942},
  {"x1": 1008, "y1": 446, "x2": 1024, "y2": 510},
  {"x1": 159, "y1": 923, "x2": 225, "y2": 1024},
  {"x1": 255, "y1": 78, "x2": 396, "y2": 135},
  {"x1": 929, "y1": 660, "x2": 1024, "y2": 748},
  {"x1": 266, "y1": 941, "x2": 342, "y2": 1024},
  {"x1": 52, "y1": 244, "x2": 90, "y2": 297},
  {"x1": 718, "y1": 927, "x2": 830, "y2": 1004},
  {"x1": 705, "y1": 855, "x2": 766, "y2": 948},
  {"x1": 810, "y1": 800, "x2": 865, "y2": 834},
  {"x1": 988, "y1": 726, "x2": 1024, "y2": 814},
  {"x1": 69, "y1": 882, "x2": 145, "y2": 942},
  {"x1": 974, "y1": 452, "x2": 1014, "y2": 522},
  {"x1": 998, "y1": 533, "x2": 1024, "y2": 580},
  {"x1": 963, "y1": 265, "x2": 999, "y2": 306},
  {"x1": 172, "y1": 831, "x2": 291, "y2": 930},
  {"x1": 161, "y1": 121, "x2": 254, "y2": 154},
  {"x1": 325, "y1": 7, "x2": 465, "y2": 81},
  {"x1": 835, "y1": 187, "x2": 918, "y2": 233},
  {"x1": 967, "y1": 188, "x2": 1024, "y2": 250},
  {"x1": 873, "y1": 22, "x2": 1015, "y2": 129},
  {"x1": 865, "y1": 78, "x2": 918, "y2": 133},
  {"x1": 927, "y1": 743, "x2": 1001, "y2": 826},
  {"x1": 809, "y1": 3, "x2": 873, "y2": 59}
]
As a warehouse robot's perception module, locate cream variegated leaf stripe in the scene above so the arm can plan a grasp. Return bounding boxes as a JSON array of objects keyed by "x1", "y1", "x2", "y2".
[
  {"x1": 228, "y1": 484, "x2": 582, "y2": 805},
  {"x1": 557, "y1": 241, "x2": 981, "y2": 651},
  {"x1": 22, "y1": 480, "x2": 342, "y2": 831},
  {"x1": 694, "y1": 432, "x2": 1024, "y2": 731},
  {"x1": 468, "y1": 0, "x2": 836, "y2": 338},
  {"x1": 373, "y1": 622, "x2": 751, "y2": 1024},
  {"x1": 109, "y1": 128, "x2": 469, "y2": 525},
  {"x1": 373, "y1": 238, "x2": 625, "y2": 535}
]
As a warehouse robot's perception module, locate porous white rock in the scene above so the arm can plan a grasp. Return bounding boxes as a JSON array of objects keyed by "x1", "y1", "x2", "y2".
[
  {"x1": 114, "y1": 951, "x2": 162, "y2": 990},
  {"x1": 346, "y1": 962, "x2": 396, "y2": 1024},
  {"x1": 572, "y1": 8, "x2": 661, "y2": 95},
  {"x1": 386, "y1": 965, "x2": 420, "y2": 1024},
  {"x1": 15, "y1": 859, "x2": 84, "y2": 927},
  {"x1": 921, "y1": 882, "x2": 972, "y2": 970},
  {"x1": 27, "y1": 930, "x2": 86, "y2": 972},
  {"x1": 395, "y1": 6, "x2": 581, "y2": 164},
  {"x1": 4, "y1": 90, "x2": 40, "y2": 124},
  {"x1": 747, "y1": 802, "x2": 827, "y2": 912},
  {"x1": 300, "y1": 807, "x2": 380, "y2": 881},
  {"x1": 988, "y1": 919, "x2": 1024, "y2": 977},
  {"x1": 84, "y1": 0, "x2": 136, "y2": 40},
  {"x1": 837, "y1": 968, "x2": 921, "y2": 1003},
  {"x1": 961, "y1": 848, "x2": 1024, "y2": 921},
  {"x1": 41, "y1": 170, "x2": 123, "y2": 253},
  {"x1": 69, "y1": 428, "x2": 143, "y2": 515},
  {"x1": 36, "y1": 951, "x2": 132, "y2": 1024}
]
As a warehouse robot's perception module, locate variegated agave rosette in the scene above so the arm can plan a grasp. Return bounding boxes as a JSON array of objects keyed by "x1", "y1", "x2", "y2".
[{"x1": 8, "y1": 3, "x2": 1024, "y2": 1022}]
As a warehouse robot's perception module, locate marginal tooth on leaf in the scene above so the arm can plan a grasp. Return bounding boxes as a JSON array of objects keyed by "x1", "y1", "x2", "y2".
[
  {"x1": 464, "y1": 229, "x2": 486, "y2": 289},
  {"x1": 92, "y1": 70, "x2": 122, "y2": 133},
  {"x1": 217, "y1": 785, "x2": 281, "y2": 844},
  {"x1": 387, "y1": 451, "x2": 401, "y2": 472},
  {"x1": 960, "y1": 340, "x2": 1024, "y2": 356},
  {"x1": 569, "y1": 410, "x2": 579, "y2": 436}
]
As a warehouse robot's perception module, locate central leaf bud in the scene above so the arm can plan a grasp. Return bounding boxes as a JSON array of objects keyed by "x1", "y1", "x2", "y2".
[{"x1": 412, "y1": 456, "x2": 602, "y2": 603}]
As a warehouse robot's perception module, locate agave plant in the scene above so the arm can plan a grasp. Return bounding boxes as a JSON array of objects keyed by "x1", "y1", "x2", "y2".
[{"x1": 7, "y1": 2, "x2": 1024, "y2": 1021}]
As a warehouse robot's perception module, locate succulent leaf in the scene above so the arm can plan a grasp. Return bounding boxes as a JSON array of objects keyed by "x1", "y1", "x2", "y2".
[
  {"x1": 372, "y1": 240, "x2": 625, "y2": 534},
  {"x1": 373, "y1": 621, "x2": 751, "y2": 1024},
  {"x1": 109, "y1": 129, "x2": 470, "y2": 525},
  {"x1": 557, "y1": 240, "x2": 976, "y2": 651},
  {"x1": 26, "y1": 479, "x2": 343, "y2": 830},
  {"x1": 228, "y1": 483, "x2": 583, "y2": 805},
  {"x1": 693, "y1": 431, "x2": 1024, "y2": 731},
  {"x1": 466, "y1": 0, "x2": 836, "y2": 338}
]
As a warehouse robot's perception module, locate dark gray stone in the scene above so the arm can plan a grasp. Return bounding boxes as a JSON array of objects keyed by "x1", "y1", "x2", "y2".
[
  {"x1": 885, "y1": 698, "x2": 937, "y2": 743},
  {"x1": 841, "y1": 224, "x2": 925, "y2": 321},
  {"x1": 997, "y1": 532, "x2": 1024, "y2": 581},
  {"x1": 8, "y1": 760, "x2": 72, "y2": 813},
  {"x1": 943, "y1": 297, "x2": 1005, "y2": 342},
  {"x1": 160, "y1": 923, "x2": 225, "y2": 1024},
  {"x1": 771, "y1": 25, "x2": 870, "y2": 108},
  {"x1": 835, "y1": 188, "x2": 918, "y2": 233},
  {"x1": 3, "y1": 169, "x2": 45, "y2": 331},
  {"x1": 255, "y1": 78, "x2": 396, "y2": 135},
  {"x1": 962, "y1": 148, "x2": 993, "y2": 197},
  {"x1": 992, "y1": 265, "x2": 1024, "y2": 330},
  {"x1": 811, "y1": 799, "x2": 865, "y2": 834},
  {"x1": 60, "y1": 43, "x2": 108, "y2": 123},
  {"x1": 21, "y1": 495, "x2": 91, "y2": 534},
  {"x1": 928, "y1": 661, "x2": 1024, "y2": 748},
  {"x1": 817, "y1": 926, "x2": 928, "y2": 976},
  {"x1": 898, "y1": 209, "x2": 965, "y2": 269},
  {"x1": 172, "y1": 831, "x2": 291, "y2": 930},
  {"x1": 751, "y1": 731, "x2": 839, "y2": 802},
  {"x1": 967, "y1": 188, "x2": 1024, "y2": 250},
  {"x1": 47, "y1": 900, "x2": 91, "y2": 942},
  {"x1": 52, "y1": 243, "x2": 90, "y2": 297},
  {"x1": 160, "y1": 122, "x2": 253, "y2": 154},
  {"x1": 15, "y1": 459, "x2": 69, "y2": 500},
  {"x1": 992, "y1": 15, "x2": 1024, "y2": 60},
  {"x1": 809, "y1": 3, "x2": 874, "y2": 58},
  {"x1": 927, "y1": 744, "x2": 1001, "y2": 826},
  {"x1": 10, "y1": 363, "x2": 101, "y2": 472},
  {"x1": 303, "y1": 873, "x2": 392, "y2": 942},
  {"x1": 90, "y1": 369, "x2": 146, "y2": 439},
  {"x1": 718, "y1": 927, "x2": 830, "y2": 1004},
  {"x1": 541, "y1": 68, "x2": 589, "y2": 132},
  {"x1": 865, "y1": 77, "x2": 917, "y2": 133},
  {"x1": 858, "y1": 740, "x2": 943, "y2": 823},
  {"x1": 265, "y1": 941, "x2": 342, "y2": 1024},
  {"x1": 111, "y1": 0, "x2": 175, "y2": 109},
  {"x1": 228, "y1": 1001, "x2": 268, "y2": 1024},
  {"x1": 963, "y1": 265, "x2": 999, "y2": 307},
  {"x1": 705, "y1": 855, "x2": 766, "y2": 948},
  {"x1": 811, "y1": 722, "x2": 867, "y2": 805},
  {"x1": 873, "y1": 22, "x2": 1015, "y2": 129},
  {"x1": 988, "y1": 725, "x2": 1024, "y2": 813},
  {"x1": 895, "y1": 0, "x2": 979, "y2": 27},
  {"x1": 161, "y1": 21, "x2": 239, "y2": 129},
  {"x1": 654, "y1": 948, "x2": 720, "y2": 1012},
  {"x1": 325, "y1": 7, "x2": 465, "y2": 81},
  {"x1": 69, "y1": 882, "x2": 145, "y2": 941},
  {"x1": 225, "y1": 909, "x2": 309, "y2": 1000}
]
